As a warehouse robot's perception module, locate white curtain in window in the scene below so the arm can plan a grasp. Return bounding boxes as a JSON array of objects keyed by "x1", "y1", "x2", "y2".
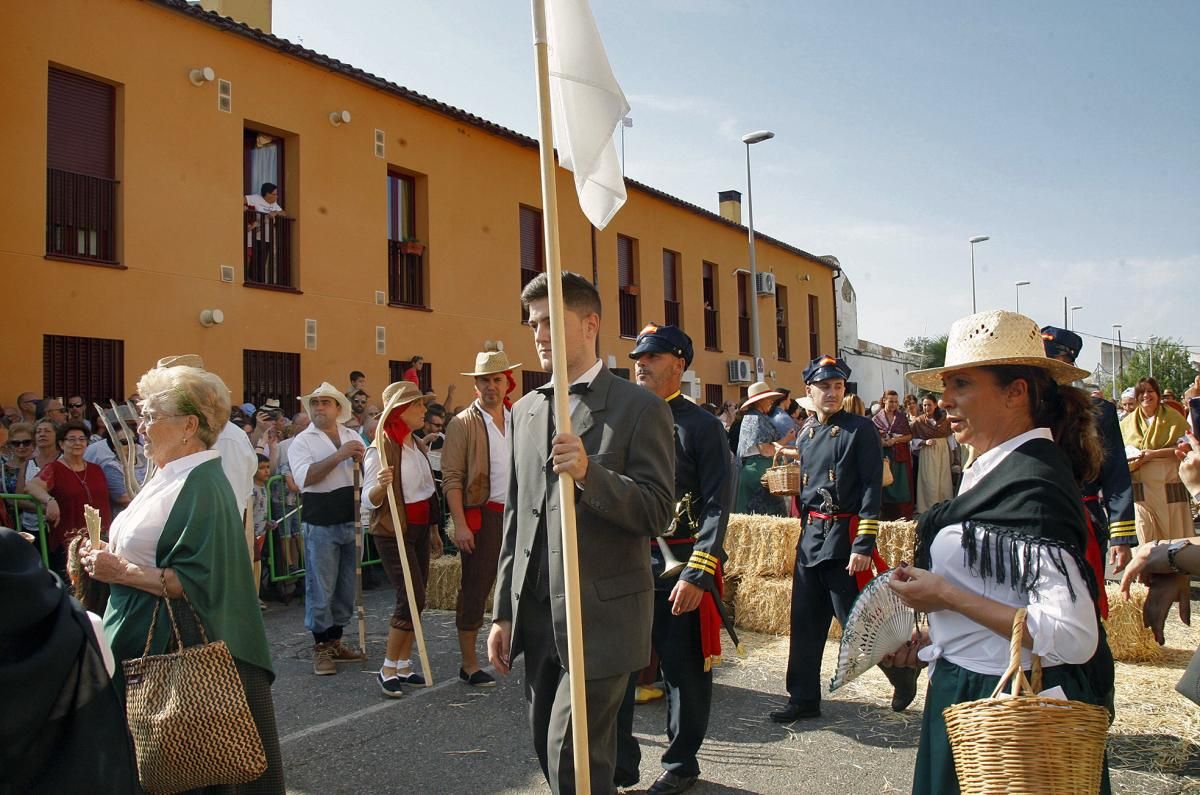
[{"x1": 250, "y1": 144, "x2": 280, "y2": 202}]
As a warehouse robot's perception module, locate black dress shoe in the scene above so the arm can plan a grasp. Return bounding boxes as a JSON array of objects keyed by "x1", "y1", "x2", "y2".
[
  {"x1": 769, "y1": 701, "x2": 820, "y2": 722},
  {"x1": 648, "y1": 771, "x2": 699, "y2": 795},
  {"x1": 881, "y1": 664, "x2": 919, "y2": 712}
]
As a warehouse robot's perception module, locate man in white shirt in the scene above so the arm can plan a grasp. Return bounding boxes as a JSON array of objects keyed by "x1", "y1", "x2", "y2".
[
  {"x1": 245, "y1": 181, "x2": 284, "y2": 282},
  {"x1": 441, "y1": 342, "x2": 521, "y2": 687},
  {"x1": 288, "y1": 382, "x2": 367, "y2": 675}
]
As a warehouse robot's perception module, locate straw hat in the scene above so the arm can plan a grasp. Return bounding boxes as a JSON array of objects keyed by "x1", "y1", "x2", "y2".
[
  {"x1": 796, "y1": 395, "x2": 817, "y2": 413},
  {"x1": 372, "y1": 381, "x2": 425, "y2": 449},
  {"x1": 157, "y1": 354, "x2": 205, "y2": 369},
  {"x1": 461, "y1": 340, "x2": 522, "y2": 376},
  {"x1": 906, "y1": 310, "x2": 1091, "y2": 392},
  {"x1": 300, "y1": 381, "x2": 353, "y2": 424},
  {"x1": 740, "y1": 381, "x2": 783, "y2": 412}
]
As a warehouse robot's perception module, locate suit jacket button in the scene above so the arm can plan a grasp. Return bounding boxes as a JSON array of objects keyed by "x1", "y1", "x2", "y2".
[
  {"x1": 532, "y1": 508, "x2": 540, "y2": 517},
  {"x1": 524, "y1": 549, "x2": 531, "y2": 557}
]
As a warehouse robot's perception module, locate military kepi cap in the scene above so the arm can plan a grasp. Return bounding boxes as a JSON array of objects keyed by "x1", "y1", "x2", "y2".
[
  {"x1": 1040, "y1": 326, "x2": 1083, "y2": 363},
  {"x1": 629, "y1": 322, "x2": 694, "y2": 368},
  {"x1": 803, "y1": 354, "x2": 851, "y2": 384}
]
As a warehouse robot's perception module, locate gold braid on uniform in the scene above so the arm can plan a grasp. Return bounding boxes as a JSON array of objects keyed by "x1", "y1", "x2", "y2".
[
  {"x1": 856, "y1": 518, "x2": 880, "y2": 536},
  {"x1": 1107, "y1": 519, "x2": 1136, "y2": 541},
  {"x1": 686, "y1": 550, "x2": 719, "y2": 575}
]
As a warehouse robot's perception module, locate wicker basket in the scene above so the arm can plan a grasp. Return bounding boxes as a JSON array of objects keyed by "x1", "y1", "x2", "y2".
[
  {"x1": 943, "y1": 609, "x2": 1109, "y2": 794},
  {"x1": 762, "y1": 450, "x2": 800, "y2": 496}
]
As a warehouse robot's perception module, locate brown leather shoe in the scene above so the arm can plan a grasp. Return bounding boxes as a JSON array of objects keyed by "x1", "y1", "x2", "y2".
[
  {"x1": 313, "y1": 642, "x2": 337, "y2": 676},
  {"x1": 330, "y1": 639, "x2": 366, "y2": 663}
]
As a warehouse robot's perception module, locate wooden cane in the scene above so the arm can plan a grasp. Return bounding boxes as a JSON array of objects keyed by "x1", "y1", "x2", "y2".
[
  {"x1": 353, "y1": 464, "x2": 368, "y2": 661},
  {"x1": 378, "y1": 438, "x2": 433, "y2": 686}
]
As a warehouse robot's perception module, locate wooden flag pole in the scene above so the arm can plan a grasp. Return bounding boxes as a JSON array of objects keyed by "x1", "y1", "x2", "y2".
[
  {"x1": 531, "y1": 1, "x2": 591, "y2": 791},
  {"x1": 378, "y1": 436, "x2": 434, "y2": 687}
]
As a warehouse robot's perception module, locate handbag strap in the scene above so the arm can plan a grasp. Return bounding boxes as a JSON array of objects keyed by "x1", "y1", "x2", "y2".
[
  {"x1": 987, "y1": 608, "x2": 1043, "y2": 699},
  {"x1": 137, "y1": 570, "x2": 211, "y2": 657}
]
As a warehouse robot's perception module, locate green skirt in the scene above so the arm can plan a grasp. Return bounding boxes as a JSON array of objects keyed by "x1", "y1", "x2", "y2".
[
  {"x1": 915, "y1": 658, "x2": 1110, "y2": 795},
  {"x1": 735, "y1": 456, "x2": 787, "y2": 516}
]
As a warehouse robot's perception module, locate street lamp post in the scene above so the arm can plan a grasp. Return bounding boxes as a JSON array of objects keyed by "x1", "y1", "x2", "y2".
[
  {"x1": 743, "y1": 130, "x2": 774, "y2": 380},
  {"x1": 968, "y1": 235, "x2": 990, "y2": 313},
  {"x1": 1111, "y1": 324, "x2": 1122, "y2": 400},
  {"x1": 1014, "y1": 280, "x2": 1030, "y2": 313},
  {"x1": 1069, "y1": 305, "x2": 1083, "y2": 330}
]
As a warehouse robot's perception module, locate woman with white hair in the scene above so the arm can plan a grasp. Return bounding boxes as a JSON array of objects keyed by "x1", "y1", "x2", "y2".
[{"x1": 81, "y1": 365, "x2": 283, "y2": 793}]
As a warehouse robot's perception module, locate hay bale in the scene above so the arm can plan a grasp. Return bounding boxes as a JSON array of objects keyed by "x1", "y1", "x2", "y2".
[
  {"x1": 424, "y1": 554, "x2": 495, "y2": 614},
  {"x1": 877, "y1": 520, "x2": 918, "y2": 568},
  {"x1": 733, "y1": 575, "x2": 792, "y2": 634},
  {"x1": 1104, "y1": 583, "x2": 1165, "y2": 663},
  {"x1": 724, "y1": 513, "x2": 803, "y2": 578}
]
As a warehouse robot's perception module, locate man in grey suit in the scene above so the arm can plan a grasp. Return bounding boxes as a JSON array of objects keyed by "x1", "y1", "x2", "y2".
[{"x1": 488, "y1": 272, "x2": 675, "y2": 795}]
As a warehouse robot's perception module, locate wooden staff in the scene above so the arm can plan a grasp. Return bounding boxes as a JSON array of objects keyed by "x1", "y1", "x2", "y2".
[
  {"x1": 353, "y1": 464, "x2": 368, "y2": 661},
  {"x1": 377, "y1": 434, "x2": 433, "y2": 686},
  {"x1": 531, "y1": 1, "x2": 590, "y2": 789}
]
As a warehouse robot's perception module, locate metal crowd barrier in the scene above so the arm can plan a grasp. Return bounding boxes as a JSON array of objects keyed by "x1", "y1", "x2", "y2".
[{"x1": 1, "y1": 493, "x2": 50, "y2": 567}]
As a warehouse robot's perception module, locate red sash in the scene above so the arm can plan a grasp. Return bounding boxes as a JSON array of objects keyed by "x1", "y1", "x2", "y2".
[
  {"x1": 1080, "y1": 496, "x2": 1108, "y2": 619},
  {"x1": 699, "y1": 562, "x2": 725, "y2": 672},
  {"x1": 405, "y1": 499, "x2": 431, "y2": 525},
  {"x1": 809, "y1": 511, "x2": 890, "y2": 590},
  {"x1": 463, "y1": 501, "x2": 504, "y2": 533}
]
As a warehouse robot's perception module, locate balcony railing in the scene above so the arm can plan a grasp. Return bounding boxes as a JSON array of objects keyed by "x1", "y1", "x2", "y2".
[
  {"x1": 46, "y1": 168, "x2": 118, "y2": 263},
  {"x1": 704, "y1": 308, "x2": 719, "y2": 350},
  {"x1": 619, "y1": 290, "x2": 639, "y2": 338},
  {"x1": 245, "y1": 209, "x2": 295, "y2": 288},
  {"x1": 738, "y1": 315, "x2": 751, "y2": 355},
  {"x1": 777, "y1": 326, "x2": 790, "y2": 361},
  {"x1": 664, "y1": 299, "x2": 680, "y2": 328},
  {"x1": 388, "y1": 240, "x2": 425, "y2": 307}
]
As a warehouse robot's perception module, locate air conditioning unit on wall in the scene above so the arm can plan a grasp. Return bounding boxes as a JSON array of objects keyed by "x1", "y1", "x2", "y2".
[
  {"x1": 727, "y1": 359, "x2": 752, "y2": 384},
  {"x1": 755, "y1": 272, "x2": 776, "y2": 296}
]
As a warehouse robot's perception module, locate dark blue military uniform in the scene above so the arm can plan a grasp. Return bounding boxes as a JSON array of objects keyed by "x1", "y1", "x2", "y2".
[
  {"x1": 615, "y1": 325, "x2": 734, "y2": 792},
  {"x1": 1041, "y1": 327, "x2": 1137, "y2": 552}
]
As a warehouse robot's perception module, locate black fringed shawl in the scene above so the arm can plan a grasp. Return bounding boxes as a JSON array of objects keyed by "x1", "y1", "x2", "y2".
[{"x1": 914, "y1": 436, "x2": 1115, "y2": 714}]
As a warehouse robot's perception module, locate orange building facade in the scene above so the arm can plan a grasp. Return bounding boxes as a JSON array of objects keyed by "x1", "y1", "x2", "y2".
[{"x1": 1, "y1": 0, "x2": 837, "y2": 414}]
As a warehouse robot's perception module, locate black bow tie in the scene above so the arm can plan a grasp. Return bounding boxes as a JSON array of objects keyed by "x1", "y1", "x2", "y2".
[{"x1": 537, "y1": 383, "x2": 592, "y2": 399}]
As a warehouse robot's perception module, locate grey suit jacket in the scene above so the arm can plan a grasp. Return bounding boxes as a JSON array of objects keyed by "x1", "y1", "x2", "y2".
[{"x1": 495, "y1": 366, "x2": 675, "y2": 680}]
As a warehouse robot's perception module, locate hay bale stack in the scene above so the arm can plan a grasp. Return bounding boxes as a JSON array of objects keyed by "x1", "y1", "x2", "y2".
[
  {"x1": 733, "y1": 575, "x2": 792, "y2": 634},
  {"x1": 877, "y1": 520, "x2": 918, "y2": 568},
  {"x1": 724, "y1": 513, "x2": 803, "y2": 578},
  {"x1": 425, "y1": 555, "x2": 461, "y2": 611},
  {"x1": 1104, "y1": 583, "x2": 1165, "y2": 663}
]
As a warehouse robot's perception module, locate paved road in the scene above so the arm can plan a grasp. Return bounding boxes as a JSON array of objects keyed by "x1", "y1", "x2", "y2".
[{"x1": 267, "y1": 584, "x2": 1196, "y2": 794}]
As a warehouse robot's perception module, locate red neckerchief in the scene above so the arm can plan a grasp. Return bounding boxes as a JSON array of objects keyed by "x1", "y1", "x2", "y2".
[
  {"x1": 503, "y1": 370, "x2": 517, "y2": 409},
  {"x1": 383, "y1": 406, "x2": 413, "y2": 446}
]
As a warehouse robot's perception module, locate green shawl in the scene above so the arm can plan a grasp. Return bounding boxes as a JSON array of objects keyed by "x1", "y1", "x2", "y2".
[
  {"x1": 1120, "y1": 404, "x2": 1188, "y2": 452},
  {"x1": 103, "y1": 458, "x2": 273, "y2": 687}
]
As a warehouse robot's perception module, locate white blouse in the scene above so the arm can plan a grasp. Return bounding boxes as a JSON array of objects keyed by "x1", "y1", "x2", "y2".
[
  {"x1": 361, "y1": 437, "x2": 435, "y2": 510},
  {"x1": 108, "y1": 450, "x2": 221, "y2": 568},
  {"x1": 919, "y1": 428, "x2": 1099, "y2": 676}
]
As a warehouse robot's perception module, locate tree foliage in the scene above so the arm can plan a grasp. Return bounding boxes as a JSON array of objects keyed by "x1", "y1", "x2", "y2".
[
  {"x1": 1114, "y1": 337, "x2": 1198, "y2": 395},
  {"x1": 905, "y1": 335, "x2": 949, "y2": 370}
]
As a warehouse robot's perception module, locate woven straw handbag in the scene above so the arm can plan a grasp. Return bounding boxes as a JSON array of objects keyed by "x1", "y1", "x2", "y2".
[
  {"x1": 763, "y1": 450, "x2": 800, "y2": 496},
  {"x1": 943, "y1": 608, "x2": 1109, "y2": 794},
  {"x1": 122, "y1": 579, "x2": 267, "y2": 795},
  {"x1": 881, "y1": 455, "x2": 895, "y2": 488}
]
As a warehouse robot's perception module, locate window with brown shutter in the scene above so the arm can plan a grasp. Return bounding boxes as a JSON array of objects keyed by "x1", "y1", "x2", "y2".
[
  {"x1": 389, "y1": 360, "x2": 432, "y2": 394},
  {"x1": 705, "y1": 383, "x2": 723, "y2": 408},
  {"x1": 521, "y1": 370, "x2": 551, "y2": 395},
  {"x1": 387, "y1": 171, "x2": 424, "y2": 307},
  {"x1": 702, "y1": 261, "x2": 719, "y2": 350},
  {"x1": 43, "y1": 334, "x2": 125, "y2": 407},
  {"x1": 519, "y1": 206, "x2": 544, "y2": 320},
  {"x1": 617, "y1": 235, "x2": 639, "y2": 337},
  {"x1": 736, "y1": 272, "x2": 751, "y2": 355},
  {"x1": 662, "y1": 249, "x2": 680, "y2": 327},
  {"x1": 243, "y1": 349, "x2": 301, "y2": 416},
  {"x1": 776, "y1": 284, "x2": 790, "y2": 361},
  {"x1": 46, "y1": 67, "x2": 118, "y2": 264},
  {"x1": 808, "y1": 295, "x2": 821, "y2": 360}
]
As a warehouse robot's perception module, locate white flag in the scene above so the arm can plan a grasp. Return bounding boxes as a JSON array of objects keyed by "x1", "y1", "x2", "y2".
[{"x1": 545, "y1": 0, "x2": 630, "y2": 230}]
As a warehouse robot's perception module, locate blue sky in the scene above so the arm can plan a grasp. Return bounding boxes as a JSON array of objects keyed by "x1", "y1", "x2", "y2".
[{"x1": 273, "y1": 1, "x2": 1199, "y2": 371}]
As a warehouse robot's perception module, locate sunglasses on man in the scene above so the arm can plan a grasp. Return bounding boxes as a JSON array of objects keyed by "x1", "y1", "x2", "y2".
[{"x1": 68, "y1": 401, "x2": 85, "y2": 409}]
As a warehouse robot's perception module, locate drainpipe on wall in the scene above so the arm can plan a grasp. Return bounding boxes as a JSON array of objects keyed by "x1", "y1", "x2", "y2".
[{"x1": 830, "y1": 266, "x2": 842, "y2": 357}]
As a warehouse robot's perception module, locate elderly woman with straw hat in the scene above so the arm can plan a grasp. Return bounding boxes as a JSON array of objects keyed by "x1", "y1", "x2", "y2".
[
  {"x1": 362, "y1": 380, "x2": 441, "y2": 697},
  {"x1": 883, "y1": 310, "x2": 1114, "y2": 795},
  {"x1": 734, "y1": 381, "x2": 795, "y2": 516},
  {"x1": 80, "y1": 364, "x2": 283, "y2": 793}
]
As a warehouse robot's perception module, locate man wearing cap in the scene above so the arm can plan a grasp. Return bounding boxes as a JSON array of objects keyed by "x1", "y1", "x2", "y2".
[
  {"x1": 441, "y1": 341, "x2": 521, "y2": 687},
  {"x1": 288, "y1": 382, "x2": 368, "y2": 675},
  {"x1": 488, "y1": 272, "x2": 675, "y2": 794},
  {"x1": 771, "y1": 355, "x2": 917, "y2": 722},
  {"x1": 615, "y1": 323, "x2": 733, "y2": 795},
  {"x1": 156, "y1": 355, "x2": 257, "y2": 551},
  {"x1": 1042, "y1": 327, "x2": 1136, "y2": 587}
]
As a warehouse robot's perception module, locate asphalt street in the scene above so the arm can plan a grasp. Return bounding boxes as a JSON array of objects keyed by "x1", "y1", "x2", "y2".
[{"x1": 267, "y1": 582, "x2": 1196, "y2": 795}]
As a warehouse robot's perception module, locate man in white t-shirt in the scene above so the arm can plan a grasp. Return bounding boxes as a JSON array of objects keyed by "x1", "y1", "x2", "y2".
[{"x1": 245, "y1": 182, "x2": 284, "y2": 282}]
